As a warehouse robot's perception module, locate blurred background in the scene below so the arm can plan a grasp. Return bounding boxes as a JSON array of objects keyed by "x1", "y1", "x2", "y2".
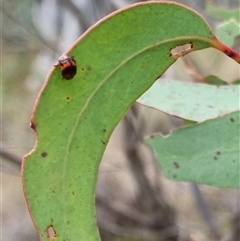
[{"x1": 1, "y1": 0, "x2": 240, "y2": 240}]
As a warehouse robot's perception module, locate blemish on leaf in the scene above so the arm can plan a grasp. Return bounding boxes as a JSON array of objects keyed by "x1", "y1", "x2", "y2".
[
  {"x1": 103, "y1": 129, "x2": 106, "y2": 132},
  {"x1": 216, "y1": 151, "x2": 221, "y2": 155},
  {"x1": 81, "y1": 67, "x2": 85, "y2": 71},
  {"x1": 66, "y1": 96, "x2": 71, "y2": 101},
  {"x1": 173, "y1": 162, "x2": 180, "y2": 169},
  {"x1": 30, "y1": 120, "x2": 36, "y2": 131},
  {"x1": 207, "y1": 105, "x2": 214, "y2": 108},
  {"x1": 87, "y1": 66, "x2": 91, "y2": 71},
  {"x1": 72, "y1": 191, "x2": 75, "y2": 195},
  {"x1": 214, "y1": 156, "x2": 218, "y2": 160},
  {"x1": 230, "y1": 118, "x2": 235, "y2": 122},
  {"x1": 101, "y1": 140, "x2": 106, "y2": 145},
  {"x1": 170, "y1": 43, "x2": 193, "y2": 57},
  {"x1": 46, "y1": 225, "x2": 56, "y2": 240},
  {"x1": 173, "y1": 174, "x2": 177, "y2": 179},
  {"x1": 41, "y1": 152, "x2": 47, "y2": 158},
  {"x1": 141, "y1": 61, "x2": 145, "y2": 67}
]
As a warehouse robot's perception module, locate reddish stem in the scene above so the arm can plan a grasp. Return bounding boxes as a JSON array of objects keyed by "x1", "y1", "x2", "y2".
[{"x1": 211, "y1": 37, "x2": 240, "y2": 63}]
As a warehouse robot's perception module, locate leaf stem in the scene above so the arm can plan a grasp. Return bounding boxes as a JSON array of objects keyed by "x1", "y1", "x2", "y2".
[{"x1": 211, "y1": 37, "x2": 240, "y2": 63}]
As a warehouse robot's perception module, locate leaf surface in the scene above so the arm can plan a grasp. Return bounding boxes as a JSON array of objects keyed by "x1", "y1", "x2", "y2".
[
  {"x1": 147, "y1": 111, "x2": 240, "y2": 188},
  {"x1": 138, "y1": 80, "x2": 240, "y2": 122},
  {"x1": 216, "y1": 19, "x2": 240, "y2": 47}
]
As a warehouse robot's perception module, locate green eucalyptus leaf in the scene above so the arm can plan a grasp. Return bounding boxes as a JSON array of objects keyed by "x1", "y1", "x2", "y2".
[
  {"x1": 216, "y1": 19, "x2": 240, "y2": 47},
  {"x1": 147, "y1": 111, "x2": 240, "y2": 188},
  {"x1": 207, "y1": 3, "x2": 240, "y2": 22}
]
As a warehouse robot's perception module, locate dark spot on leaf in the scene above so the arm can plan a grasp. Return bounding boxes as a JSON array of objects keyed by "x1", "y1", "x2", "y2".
[
  {"x1": 214, "y1": 156, "x2": 218, "y2": 160},
  {"x1": 101, "y1": 140, "x2": 106, "y2": 145},
  {"x1": 156, "y1": 74, "x2": 162, "y2": 79},
  {"x1": 233, "y1": 159, "x2": 236, "y2": 163},
  {"x1": 46, "y1": 225, "x2": 57, "y2": 239},
  {"x1": 173, "y1": 174, "x2": 177, "y2": 179},
  {"x1": 141, "y1": 62, "x2": 145, "y2": 68},
  {"x1": 230, "y1": 118, "x2": 235, "y2": 122},
  {"x1": 207, "y1": 105, "x2": 214, "y2": 108},
  {"x1": 30, "y1": 120, "x2": 36, "y2": 131},
  {"x1": 41, "y1": 152, "x2": 47, "y2": 158},
  {"x1": 72, "y1": 191, "x2": 75, "y2": 195},
  {"x1": 216, "y1": 151, "x2": 221, "y2": 155},
  {"x1": 66, "y1": 96, "x2": 71, "y2": 101},
  {"x1": 81, "y1": 67, "x2": 85, "y2": 71},
  {"x1": 103, "y1": 129, "x2": 106, "y2": 132},
  {"x1": 173, "y1": 162, "x2": 180, "y2": 169}
]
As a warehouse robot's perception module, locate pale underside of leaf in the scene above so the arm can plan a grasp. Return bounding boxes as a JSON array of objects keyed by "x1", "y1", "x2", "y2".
[{"x1": 138, "y1": 80, "x2": 240, "y2": 122}]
